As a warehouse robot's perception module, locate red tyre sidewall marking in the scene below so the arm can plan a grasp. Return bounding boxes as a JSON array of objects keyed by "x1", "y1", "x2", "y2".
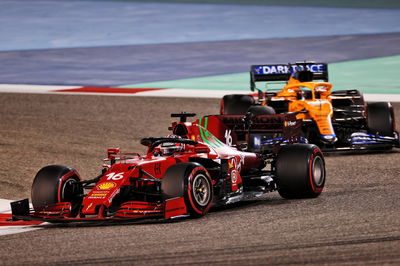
[
  {"x1": 187, "y1": 167, "x2": 212, "y2": 215},
  {"x1": 309, "y1": 149, "x2": 323, "y2": 193}
]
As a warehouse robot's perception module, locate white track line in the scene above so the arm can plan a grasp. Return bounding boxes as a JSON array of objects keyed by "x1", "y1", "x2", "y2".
[
  {"x1": 0, "y1": 199, "x2": 44, "y2": 237},
  {"x1": 0, "y1": 199, "x2": 12, "y2": 213},
  {"x1": 0, "y1": 84, "x2": 80, "y2": 94},
  {"x1": 133, "y1": 88, "x2": 250, "y2": 98},
  {"x1": 363, "y1": 94, "x2": 400, "y2": 102},
  {"x1": 1, "y1": 84, "x2": 400, "y2": 101},
  {"x1": 0, "y1": 226, "x2": 41, "y2": 236}
]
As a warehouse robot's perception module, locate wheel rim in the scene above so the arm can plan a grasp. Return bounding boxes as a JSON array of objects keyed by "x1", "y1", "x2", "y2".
[
  {"x1": 61, "y1": 178, "x2": 81, "y2": 205},
  {"x1": 192, "y1": 174, "x2": 211, "y2": 207},
  {"x1": 312, "y1": 156, "x2": 325, "y2": 186}
]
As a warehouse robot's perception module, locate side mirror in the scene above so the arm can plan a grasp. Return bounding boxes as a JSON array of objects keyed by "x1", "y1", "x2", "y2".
[
  {"x1": 107, "y1": 147, "x2": 120, "y2": 157},
  {"x1": 107, "y1": 148, "x2": 120, "y2": 165}
]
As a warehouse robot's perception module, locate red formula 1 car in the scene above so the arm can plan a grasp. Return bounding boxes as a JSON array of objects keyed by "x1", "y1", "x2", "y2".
[{"x1": 11, "y1": 113, "x2": 325, "y2": 223}]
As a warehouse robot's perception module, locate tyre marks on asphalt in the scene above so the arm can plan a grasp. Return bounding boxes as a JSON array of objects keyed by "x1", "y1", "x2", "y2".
[{"x1": 32, "y1": 235, "x2": 400, "y2": 265}]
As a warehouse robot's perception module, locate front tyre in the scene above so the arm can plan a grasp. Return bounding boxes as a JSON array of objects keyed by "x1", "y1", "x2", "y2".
[
  {"x1": 275, "y1": 144, "x2": 325, "y2": 199},
  {"x1": 162, "y1": 162, "x2": 213, "y2": 217},
  {"x1": 31, "y1": 165, "x2": 83, "y2": 216}
]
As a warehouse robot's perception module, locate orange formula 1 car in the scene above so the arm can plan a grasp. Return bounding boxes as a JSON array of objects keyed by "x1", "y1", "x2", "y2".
[{"x1": 221, "y1": 62, "x2": 399, "y2": 150}]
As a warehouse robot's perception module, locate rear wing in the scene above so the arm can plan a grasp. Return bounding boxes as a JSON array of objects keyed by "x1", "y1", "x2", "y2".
[
  {"x1": 199, "y1": 114, "x2": 303, "y2": 152},
  {"x1": 250, "y1": 62, "x2": 329, "y2": 90}
]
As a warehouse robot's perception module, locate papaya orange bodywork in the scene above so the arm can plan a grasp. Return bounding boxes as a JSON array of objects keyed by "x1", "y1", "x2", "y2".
[{"x1": 272, "y1": 77, "x2": 336, "y2": 141}]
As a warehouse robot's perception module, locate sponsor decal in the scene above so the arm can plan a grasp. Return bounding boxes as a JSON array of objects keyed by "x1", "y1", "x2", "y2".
[
  {"x1": 228, "y1": 155, "x2": 244, "y2": 173},
  {"x1": 92, "y1": 193, "x2": 107, "y2": 196},
  {"x1": 85, "y1": 203, "x2": 93, "y2": 211},
  {"x1": 238, "y1": 155, "x2": 245, "y2": 171},
  {"x1": 222, "y1": 115, "x2": 285, "y2": 129},
  {"x1": 230, "y1": 169, "x2": 241, "y2": 192},
  {"x1": 231, "y1": 170, "x2": 238, "y2": 184},
  {"x1": 97, "y1": 182, "x2": 116, "y2": 190},
  {"x1": 88, "y1": 192, "x2": 108, "y2": 199},
  {"x1": 253, "y1": 64, "x2": 325, "y2": 75},
  {"x1": 284, "y1": 121, "x2": 297, "y2": 127}
]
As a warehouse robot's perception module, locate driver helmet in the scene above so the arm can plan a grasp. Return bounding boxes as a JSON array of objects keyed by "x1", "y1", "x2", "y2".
[{"x1": 160, "y1": 135, "x2": 184, "y2": 155}]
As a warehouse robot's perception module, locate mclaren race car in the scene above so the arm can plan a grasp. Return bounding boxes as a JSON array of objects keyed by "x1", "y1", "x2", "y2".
[
  {"x1": 10, "y1": 113, "x2": 325, "y2": 223},
  {"x1": 221, "y1": 62, "x2": 399, "y2": 150}
]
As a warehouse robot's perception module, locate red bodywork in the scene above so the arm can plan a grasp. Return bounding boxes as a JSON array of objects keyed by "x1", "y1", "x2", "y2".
[{"x1": 25, "y1": 116, "x2": 267, "y2": 222}]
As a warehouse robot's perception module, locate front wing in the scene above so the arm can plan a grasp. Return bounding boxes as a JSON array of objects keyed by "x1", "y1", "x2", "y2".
[
  {"x1": 9, "y1": 197, "x2": 188, "y2": 224},
  {"x1": 348, "y1": 132, "x2": 400, "y2": 149}
]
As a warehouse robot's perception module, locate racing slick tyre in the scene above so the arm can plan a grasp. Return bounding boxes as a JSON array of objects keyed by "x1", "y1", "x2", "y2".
[
  {"x1": 367, "y1": 102, "x2": 395, "y2": 137},
  {"x1": 247, "y1": 105, "x2": 276, "y2": 116},
  {"x1": 31, "y1": 165, "x2": 83, "y2": 216},
  {"x1": 162, "y1": 162, "x2": 213, "y2": 217},
  {"x1": 221, "y1": 94, "x2": 255, "y2": 115},
  {"x1": 275, "y1": 144, "x2": 325, "y2": 199}
]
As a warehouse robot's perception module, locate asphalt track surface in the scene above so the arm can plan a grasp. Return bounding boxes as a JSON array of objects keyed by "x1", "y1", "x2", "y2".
[
  {"x1": 0, "y1": 93, "x2": 399, "y2": 265},
  {"x1": 107, "y1": 0, "x2": 400, "y2": 9},
  {"x1": 2, "y1": 33, "x2": 400, "y2": 86},
  {"x1": 2, "y1": 1, "x2": 400, "y2": 51}
]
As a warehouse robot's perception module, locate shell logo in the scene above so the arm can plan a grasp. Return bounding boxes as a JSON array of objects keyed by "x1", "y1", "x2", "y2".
[
  {"x1": 97, "y1": 182, "x2": 116, "y2": 190},
  {"x1": 231, "y1": 169, "x2": 238, "y2": 184}
]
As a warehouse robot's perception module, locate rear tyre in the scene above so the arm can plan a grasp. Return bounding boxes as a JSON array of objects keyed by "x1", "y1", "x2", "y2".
[
  {"x1": 367, "y1": 102, "x2": 395, "y2": 137},
  {"x1": 221, "y1": 94, "x2": 255, "y2": 115},
  {"x1": 31, "y1": 165, "x2": 83, "y2": 216},
  {"x1": 162, "y1": 162, "x2": 213, "y2": 217},
  {"x1": 275, "y1": 144, "x2": 325, "y2": 199}
]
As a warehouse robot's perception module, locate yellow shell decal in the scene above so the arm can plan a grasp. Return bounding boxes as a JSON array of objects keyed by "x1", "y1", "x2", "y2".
[
  {"x1": 97, "y1": 182, "x2": 116, "y2": 190},
  {"x1": 92, "y1": 193, "x2": 107, "y2": 197}
]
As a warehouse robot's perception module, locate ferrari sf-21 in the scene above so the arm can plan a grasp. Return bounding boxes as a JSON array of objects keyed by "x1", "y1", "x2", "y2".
[{"x1": 11, "y1": 113, "x2": 325, "y2": 222}]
